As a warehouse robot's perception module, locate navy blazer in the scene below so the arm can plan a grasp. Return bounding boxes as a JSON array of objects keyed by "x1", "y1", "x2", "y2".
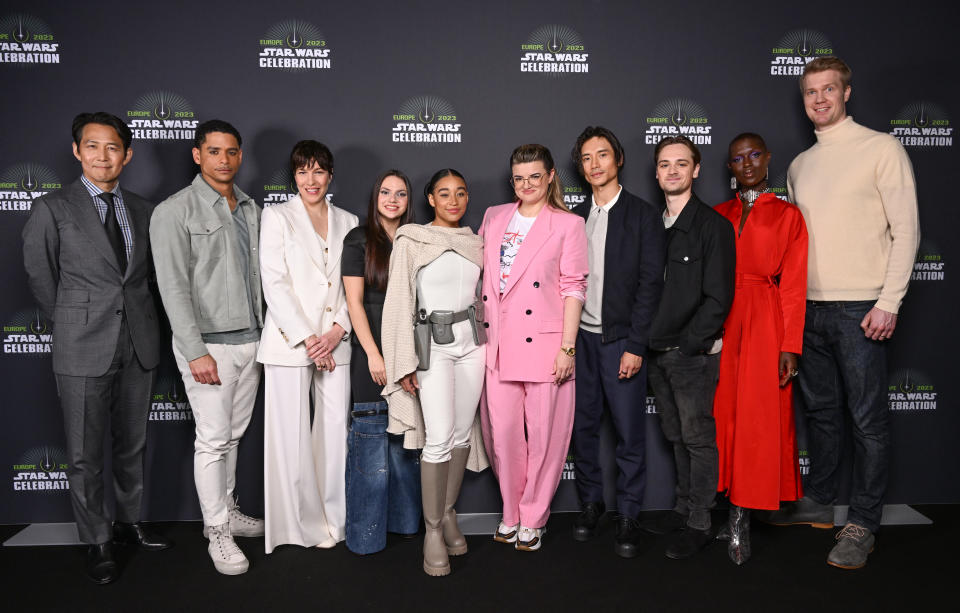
[{"x1": 574, "y1": 187, "x2": 665, "y2": 358}]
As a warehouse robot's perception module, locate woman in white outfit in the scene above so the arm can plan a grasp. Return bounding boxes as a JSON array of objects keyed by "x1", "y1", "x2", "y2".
[
  {"x1": 257, "y1": 140, "x2": 359, "y2": 552},
  {"x1": 381, "y1": 169, "x2": 488, "y2": 577}
]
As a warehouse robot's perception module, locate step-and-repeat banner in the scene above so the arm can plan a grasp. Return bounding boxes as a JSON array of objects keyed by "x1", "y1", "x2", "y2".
[{"x1": 2, "y1": 1, "x2": 956, "y2": 523}]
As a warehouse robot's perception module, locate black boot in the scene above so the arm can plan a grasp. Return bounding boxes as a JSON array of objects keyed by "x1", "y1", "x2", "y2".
[
  {"x1": 727, "y1": 506, "x2": 751, "y2": 565},
  {"x1": 85, "y1": 542, "x2": 118, "y2": 584},
  {"x1": 573, "y1": 502, "x2": 605, "y2": 542}
]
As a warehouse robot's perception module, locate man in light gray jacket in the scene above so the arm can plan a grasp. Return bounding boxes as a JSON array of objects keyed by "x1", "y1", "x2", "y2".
[
  {"x1": 150, "y1": 119, "x2": 264, "y2": 575},
  {"x1": 23, "y1": 112, "x2": 171, "y2": 585}
]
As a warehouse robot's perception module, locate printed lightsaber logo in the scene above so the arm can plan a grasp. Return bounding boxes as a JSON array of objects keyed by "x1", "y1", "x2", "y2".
[
  {"x1": 30, "y1": 308, "x2": 46, "y2": 334},
  {"x1": 548, "y1": 26, "x2": 562, "y2": 53},
  {"x1": 22, "y1": 167, "x2": 35, "y2": 191},
  {"x1": 287, "y1": 23, "x2": 300, "y2": 48},
  {"x1": 419, "y1": 100, "x2": 433, "y2": 124},
  {"x1": 155, "y1": 92, "x2": 170, "y2": 120},
  {"x1": 13, "y1": 15, "x2": 27, "y2": 43},
  {"x1": 915, "y1": 103, "x2": 928, "y2": 127},
  {"x1": 673, "y1": 102, "x2": 686, "y2": 126}
]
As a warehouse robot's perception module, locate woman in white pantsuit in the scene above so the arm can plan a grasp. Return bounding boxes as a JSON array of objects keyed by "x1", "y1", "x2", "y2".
[{"x1": 257, "y1": 140, "x2": 359, "y2": 553}]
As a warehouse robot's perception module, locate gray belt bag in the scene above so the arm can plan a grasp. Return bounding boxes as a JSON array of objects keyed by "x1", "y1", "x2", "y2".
[{"x1": 413, "y1": 296, "x2": 486, "y2": 370}]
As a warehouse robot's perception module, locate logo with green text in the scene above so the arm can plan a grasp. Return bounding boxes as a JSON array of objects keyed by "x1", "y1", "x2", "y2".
[{"x1": 258, "y1": 19, "x2": 331, "y2": 72}]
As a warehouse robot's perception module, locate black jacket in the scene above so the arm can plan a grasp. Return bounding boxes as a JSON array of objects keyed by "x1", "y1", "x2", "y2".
[
  {"x1": 574, "y1": 188, "x2": 665, "y2": 357},
  {"x1": 649, "y1": 193, "x2": 735, "y2": 355}
]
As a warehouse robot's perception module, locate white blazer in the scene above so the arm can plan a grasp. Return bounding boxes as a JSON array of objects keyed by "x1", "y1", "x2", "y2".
[{"x1": 256, "y1": 195, "x2": 359, "y2": 367}]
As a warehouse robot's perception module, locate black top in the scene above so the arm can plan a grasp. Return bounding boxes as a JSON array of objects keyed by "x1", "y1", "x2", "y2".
[
  {"x1": 574, "y1": 188, "x2": 666, "y2": 357},
  {"x1": 649, "y1": 193, "x2": 736, "y2": 355},
  {"x1": 342, "y1": 224, "x2": 389, "y2": 350}
]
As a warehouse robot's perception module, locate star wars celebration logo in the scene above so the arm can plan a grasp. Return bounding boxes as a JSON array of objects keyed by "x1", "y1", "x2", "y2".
[
  {"x1": 769, "y1": 173, "x2": 791, "y2": 202},
  {"x1": 557, "y1": 169, "x2": 586, "y2": 210},
  {"x1": 3, "y1": 308, "x2": 51, "y2": 355},
  {"x1": 258, "y1": 19, "x2": 331, "y2": 71},
  {"x1": 561, "y1": 454, "x2": 575, "y2": 480},
  {"x1": 519, "y1": 24, "x2": 589, "y2": 75},
  {"x1": 889, "y1": 101, "x2": 952, "y2": 149},
  {"x1": 0, "y1": 13, "x2": 60, "y2": 65},
  {"x1": 769, "y1": 28, "x2": 833, "y2": 76},
  {"x1": 645, "y1": 395, "x2": 657, "y2": 415},
  {"x1": 0, "y1": 162, "x2": 60, "y2": 213},
  {"x1": 261, "y1": 168, "x2": 334, "y2": 207},
  {"x1": 150, "y1": 374, "x2": 193, "y2": 422},
  {"x1": 126, "y1": 91, "x2": 198, "y2": 141},
  {"x1": 644, "y1": 98, "x2": 713, "y2": 146},
  {"x1": 913, "y1": 239, "x2": 944, "y2": 282},
  {"x1": 12, "y1": 446, "x2": 69, "y2": 492},
  {"x1": 888, "y1": 369, "x2": 937, "y2": 412},
  {"x1": 798, "y1": 449, "x2": 810, "y2": 476},
  {"x1": 391, "y1": 95, "x2": 462, "y2": 145}
]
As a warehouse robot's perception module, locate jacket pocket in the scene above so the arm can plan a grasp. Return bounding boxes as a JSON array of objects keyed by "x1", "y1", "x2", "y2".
[
  {"x1": 54, "y1": 306, "x2": 87, "y2": 325},
  {"x1": 57, "y1": 288, "x2": 89, "y2": 304},
  {"x1": 187, "y1": 220, "x2": 225, "y2": 260}
]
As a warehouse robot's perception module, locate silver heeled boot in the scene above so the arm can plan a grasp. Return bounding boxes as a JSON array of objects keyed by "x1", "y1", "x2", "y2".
[{"x1": 727, "y1": 505, "x2": 751, "y2": 565}]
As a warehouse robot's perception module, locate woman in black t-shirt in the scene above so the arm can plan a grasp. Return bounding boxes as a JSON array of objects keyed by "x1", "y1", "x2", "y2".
[{"x1": 342, "y1": 170, "x2": 419, "y2": 554}]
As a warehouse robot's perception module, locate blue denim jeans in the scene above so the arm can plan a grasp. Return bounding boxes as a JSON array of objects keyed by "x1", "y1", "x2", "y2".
[
  {"x1": 345, "y1": 401, "x2": 421, "y2": 554},
  {"x1": 796, "y1": 300, "x2": 889, "y2": 533}
]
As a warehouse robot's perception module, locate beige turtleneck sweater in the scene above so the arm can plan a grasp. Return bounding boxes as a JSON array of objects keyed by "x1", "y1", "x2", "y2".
[{"x1": 787, "y1": 116, "x2": 919, "y2": 313}]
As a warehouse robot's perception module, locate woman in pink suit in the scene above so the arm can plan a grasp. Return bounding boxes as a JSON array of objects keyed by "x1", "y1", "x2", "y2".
[{"x1": 479, "y1": 144, "x2": 588, "y2": 551}]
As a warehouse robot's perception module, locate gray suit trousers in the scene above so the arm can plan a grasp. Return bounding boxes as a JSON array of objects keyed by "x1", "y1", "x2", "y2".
[{"x1": 55, "y1": 319, "x2": 155, "y2": 544}]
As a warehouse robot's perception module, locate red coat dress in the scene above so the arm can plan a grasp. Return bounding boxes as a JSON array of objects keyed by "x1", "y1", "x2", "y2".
[{"x1": 713, "y1": 192, "x2": 808, "y2": 510}]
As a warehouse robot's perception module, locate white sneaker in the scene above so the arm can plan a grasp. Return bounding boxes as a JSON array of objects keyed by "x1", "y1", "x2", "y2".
[
  {"x1": 202, "y1": 506, "x2": 265, "y2": 538},
  {"x1": 206, "y1": 523, "x2": 249, "y2": 575},
  {"x1": 493, "y1": 520, "x2": 519, "y2": 544},
  {"x1": 515, "y1": 526, "x2": 544, "y2": 551}
]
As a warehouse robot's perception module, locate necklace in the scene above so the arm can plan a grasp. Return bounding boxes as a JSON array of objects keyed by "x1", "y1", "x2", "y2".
[{"x1": 738, "y1": 179, "x2": 770, "y2": 208}]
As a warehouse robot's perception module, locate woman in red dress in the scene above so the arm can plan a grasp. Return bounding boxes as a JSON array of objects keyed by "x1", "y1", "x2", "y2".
[{"x1": 713, "y1": 133, "x2": 808, "y2": 565}]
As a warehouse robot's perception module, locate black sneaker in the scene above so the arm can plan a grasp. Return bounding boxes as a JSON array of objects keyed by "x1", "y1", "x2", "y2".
[
  {"x1": 573, "y1": 502, "x2": 605, "y2": 542},
  {"x1": 614, "y1": 515, "x2": 642, "y2": 559},
  {"x1": 665, "y1": 526, "x2": 712, "y2": 560}
]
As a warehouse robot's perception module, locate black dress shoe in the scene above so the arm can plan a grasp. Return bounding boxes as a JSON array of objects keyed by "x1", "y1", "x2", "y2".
[
  {"x1": 573, "y1": 502, "x2": 605, "y2": 542},
  {"x1": 665, "y1": 526, "x2": 713, "y2": 560},
  {"x1": 639, "y1": 511, "x2": 688, "y2": 535},
  {"x1": 113, "y1": 522, "x2": 173, "y2": 551},
  {"x1": 86, "y1": 543, "x2": 118, "y2": 585},
  {"x1": 614, "y1": 516, "x2": 642, "y2": 559}
]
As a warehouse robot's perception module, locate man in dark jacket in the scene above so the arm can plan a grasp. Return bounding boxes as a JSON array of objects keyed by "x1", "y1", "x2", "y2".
[
  {"x1": 569, "y1": 126, "x2": 665, "y2": 558},
  {"x1": 645, "y1": 135, "x2": 735, "y2": 559}
]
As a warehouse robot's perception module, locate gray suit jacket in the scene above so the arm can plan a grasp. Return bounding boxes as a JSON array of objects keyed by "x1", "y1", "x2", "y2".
[{"x1": 22, "y1": 178, "x2": 161, "y2": 377}]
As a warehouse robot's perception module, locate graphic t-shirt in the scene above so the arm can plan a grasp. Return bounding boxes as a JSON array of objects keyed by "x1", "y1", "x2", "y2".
[{"x1": 499, "y1": 210, "x2": 536, "y2": 293}]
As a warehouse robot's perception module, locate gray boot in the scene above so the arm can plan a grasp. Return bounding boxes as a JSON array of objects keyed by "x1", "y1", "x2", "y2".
[
  {"x1": 763, "y1": 496, "x2": 833, "y2": 529},
  {"x1": 443, "y1": 446, "x2": 470, "y2": 556},
  {"x1": 421, "y1": 461, "x2": 451, "y2": 576},
  {"x1": 727, "y1": 506, "x2": 751, "y2": 565}
]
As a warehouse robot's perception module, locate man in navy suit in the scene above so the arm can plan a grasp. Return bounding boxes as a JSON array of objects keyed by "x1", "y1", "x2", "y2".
[{"x1": 569, "y1": 126, "x2": 665, "y2": 557}]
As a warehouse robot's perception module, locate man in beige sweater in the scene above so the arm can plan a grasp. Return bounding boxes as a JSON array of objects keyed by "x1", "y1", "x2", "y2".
[{"x1": 769, "y1": 56, "x2": 920, "y2": 570}]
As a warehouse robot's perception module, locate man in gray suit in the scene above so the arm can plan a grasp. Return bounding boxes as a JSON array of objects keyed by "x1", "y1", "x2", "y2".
[{"x1": 22, "y1": 112, "x2": 172, "y2": 585}]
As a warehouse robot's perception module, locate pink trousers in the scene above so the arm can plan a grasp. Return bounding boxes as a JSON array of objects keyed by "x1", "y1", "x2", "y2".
[{"x1": 480, "y1": 368, "x2": 575, "y2": 529}]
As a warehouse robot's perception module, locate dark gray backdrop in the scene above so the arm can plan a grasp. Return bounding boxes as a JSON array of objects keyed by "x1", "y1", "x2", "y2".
[{"x1": 2, "y1": 0, "x2": 956, "y2": 524}]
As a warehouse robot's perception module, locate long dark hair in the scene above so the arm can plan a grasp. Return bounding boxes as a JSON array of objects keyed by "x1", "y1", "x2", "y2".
[{"x1": 364, "y1": 170, "x2": 415, "y2": 290}]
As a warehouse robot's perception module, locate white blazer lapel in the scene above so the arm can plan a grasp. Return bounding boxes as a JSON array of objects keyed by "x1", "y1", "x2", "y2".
[
  {"x1": 286, "y1": 195, "x2": 327, "y2": 274},
  {"x1": 324, "y1": 204, "x2": 346, "y2": 276}
]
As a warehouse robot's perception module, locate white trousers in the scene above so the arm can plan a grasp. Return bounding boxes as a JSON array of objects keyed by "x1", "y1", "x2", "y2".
[
  {"x1": 263, "y1": 363, "x2": 349, "y2": 553},
  {"x1": 173, "y1": 341, "x2": 261, "y2": 527},
  {"x1": 417, "y1": 321, "x2": 485, "y2": 463}
]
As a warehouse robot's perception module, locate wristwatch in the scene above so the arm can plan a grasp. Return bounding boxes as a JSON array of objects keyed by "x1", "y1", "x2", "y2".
[{"x1": 560, "y1": 346, "x2": 576, "y2": 357}]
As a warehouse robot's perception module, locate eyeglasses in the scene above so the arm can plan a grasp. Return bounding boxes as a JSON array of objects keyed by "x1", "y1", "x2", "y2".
[{"x1": 510, "y1": 173, "x2": 546, "y2": 187}]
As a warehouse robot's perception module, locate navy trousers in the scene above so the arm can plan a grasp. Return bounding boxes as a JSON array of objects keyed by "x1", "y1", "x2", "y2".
[{"x1": 572, "y1": 330, "x2": 648, "y2": 519}]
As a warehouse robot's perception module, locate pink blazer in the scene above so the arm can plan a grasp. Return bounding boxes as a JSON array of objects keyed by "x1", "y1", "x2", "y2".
[{"x1": 479, "y1": 202, "x2": 588, "y2": 383}]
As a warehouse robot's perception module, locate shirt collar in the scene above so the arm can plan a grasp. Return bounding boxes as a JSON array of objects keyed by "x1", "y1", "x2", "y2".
[
  {"x1": 191, "y1": 173, "x2": 253, "y2": 208},
  {"x1": 590, "y1": 185, "x2": 622, "y2": 213},
  {"x1": 79, "y1": 173, "x2": 121, "y2": 199}
]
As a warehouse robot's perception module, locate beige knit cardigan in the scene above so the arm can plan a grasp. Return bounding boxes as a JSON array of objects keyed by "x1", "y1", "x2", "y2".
[{"x1": 381, "y1": 223, "x2": 489, "y2": 472}]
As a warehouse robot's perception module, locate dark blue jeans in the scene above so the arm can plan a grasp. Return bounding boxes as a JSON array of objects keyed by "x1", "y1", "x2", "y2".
[
  {"x1": 573, "y1": 330, "x2": 647, "y2": 518},
  {"x1": 345, "y1": 402, "x2": 421, "y2": 554},
  {"x1": 648, "y1": 349, "x2": 720, "y2": 531},
  {"x1": 796, "y1": 300, "x2": 889, "y2": 533}
]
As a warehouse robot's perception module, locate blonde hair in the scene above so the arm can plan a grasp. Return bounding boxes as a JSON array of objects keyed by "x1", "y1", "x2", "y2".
[{"x1": 801, "y1": 56, "x2": 852, "y2": 90}]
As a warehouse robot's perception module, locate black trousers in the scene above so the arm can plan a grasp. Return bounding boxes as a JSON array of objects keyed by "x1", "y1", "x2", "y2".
[
  {"x1": 55, "y1": 320, "x2": 155, "y2": 544},
  {"x1": 572, "y1": 330, "x2": 648, "y2": 518}
]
